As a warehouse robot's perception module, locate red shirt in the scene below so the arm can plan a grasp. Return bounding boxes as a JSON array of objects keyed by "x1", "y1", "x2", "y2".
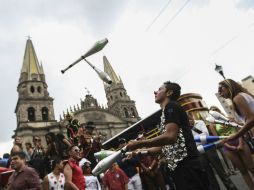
[
  {"x1": 7, "y1": 166, "x2": 40, "y2": 190},
  {"x1": 103, "y1": 168, "x2": 129, "y2": 190},
  {"x1": 68, "y1": 159, "x2": 85, "y2": 190}
]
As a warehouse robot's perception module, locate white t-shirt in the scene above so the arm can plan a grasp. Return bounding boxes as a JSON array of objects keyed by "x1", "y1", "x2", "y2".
[
  {"x1": 192, "y1": 120, "x2": 209, "y2": 136},
  {"x1": 85, "y1": 175, "x2": 101, "y2": 190},
  {"x1": 192, "y1": 120, "x2": 209, "y2": 145}
]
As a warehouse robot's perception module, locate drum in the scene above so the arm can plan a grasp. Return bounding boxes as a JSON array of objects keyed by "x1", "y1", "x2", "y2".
[{"x1": 178, "y1": 93, "x2": 209, "y2": 121}]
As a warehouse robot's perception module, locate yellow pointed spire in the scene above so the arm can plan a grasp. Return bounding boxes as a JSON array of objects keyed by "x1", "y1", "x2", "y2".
[
  {"x1": 103, "y1": 56, "x2": 121, "y2": 84},
  {"x1": 21, "y1": 38, "x2": 43, "y2": 80}
]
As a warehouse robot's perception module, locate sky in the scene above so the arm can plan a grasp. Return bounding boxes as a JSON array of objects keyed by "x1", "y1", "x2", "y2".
[{"x1": 1, "y1": 0, "x2": 254, "y2": 156}]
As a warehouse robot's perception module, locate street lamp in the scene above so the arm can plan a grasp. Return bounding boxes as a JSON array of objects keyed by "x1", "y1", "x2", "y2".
[{"x1": 215, "y1": 64, "x2": 225, "y2": 79}]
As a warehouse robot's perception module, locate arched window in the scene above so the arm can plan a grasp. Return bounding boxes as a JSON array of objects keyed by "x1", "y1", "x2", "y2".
[
  {"x1": 124, "y1": 108, "x2": 129, "y2": 117},
  {"x1": 37, "y1": 86, "x2": 41, "y2": 93},
  {"x1": 27, "y1": 107, "x2": 35, "y2": 121},
  {"x1": 30, "y1": 86, "x2": 35, "y2": 93},
  {"x1": 131, "y1": 108, "x2": 136, "y2": 117},
  {"x1": 42, "y1": 107, "x2": 49, "y2": 121}
]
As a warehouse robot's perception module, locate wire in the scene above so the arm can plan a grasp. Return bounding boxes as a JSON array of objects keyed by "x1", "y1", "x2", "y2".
[
  {"x1": 211, "y1": 21, "x2": 254, "y2": 56},
  {"x1": 211, "y1": 35, "x2": 238, "y2": 56},
  {"x1": 145, "y1": 0, "x2": 173, "y2": 32},
  {"x1": 159, "y1": 0, "x2": 191, "y2": 33}
]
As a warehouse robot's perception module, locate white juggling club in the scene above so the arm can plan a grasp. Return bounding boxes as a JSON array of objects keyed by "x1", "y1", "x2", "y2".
[
  {"x1": 92, "y1": 146, "x2": 127, "y2": 176},
  {"x1": 206, "y1": 116, "x2": 242, "y2": 128},
  {"x1": 209, "y1": 110, "x2": 229, "y2": 122},
  {"x1": 61, "y1": 38, "x2": 108, "y2": 74},
  {"x1": 94, "y1": 150, "x2": 116, "y2": 161},
  {"x1": 197, "y1": 141, "x2": 221, "y2": 154},
  {"x1": 84, "y1": 59, "x2": 112, "y2": 84}
]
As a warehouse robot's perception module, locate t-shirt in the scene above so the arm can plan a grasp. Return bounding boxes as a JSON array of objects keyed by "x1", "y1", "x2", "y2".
[
  {"x1": 159, "y1": 101, "x2": 199, "y2": 171},
  {"x1": 84, "y1": 175, "x2": 101, "y2": 190},
  {"x1": 103, "y1": 168, "x2": 128, "y2": 190},
  {"x1": 7, "y1": 166, "x2": 41, "y2": 190},
  {"x1": 192, "y1": 120, "x2": 209, "y2": 146}
]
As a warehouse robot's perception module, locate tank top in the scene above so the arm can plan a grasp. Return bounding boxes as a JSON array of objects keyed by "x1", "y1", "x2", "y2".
[
  {"x1": 235, "y1": 93, "x2": 254, "y2": 122},
  {"x1": 48, "y1": 172, "x2": 65, "y2": 190},
  {"x1": 68, "y1": 159, "x2": 85, "y2": 190}
]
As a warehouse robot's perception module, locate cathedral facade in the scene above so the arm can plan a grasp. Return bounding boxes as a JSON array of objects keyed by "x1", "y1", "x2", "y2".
[{"x1": 14, "y1": 39, "x2": 140, "y2": 146}]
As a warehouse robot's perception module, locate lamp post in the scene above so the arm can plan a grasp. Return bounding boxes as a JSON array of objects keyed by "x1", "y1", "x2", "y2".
[{"x1": 215, "y1": 64, "x2": 225, "y2": 79}]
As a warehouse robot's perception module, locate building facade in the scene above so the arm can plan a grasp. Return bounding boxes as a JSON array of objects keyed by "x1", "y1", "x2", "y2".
[{"x1": 14, "y1": 39, "x2": 140, "y2": 145}]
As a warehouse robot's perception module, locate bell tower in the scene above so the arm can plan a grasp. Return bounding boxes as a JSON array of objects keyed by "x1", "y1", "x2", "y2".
[
  {"x1": 14, "y1": 38, "x2": 57, "y2": 141},
  {"x1": 103, "y1": 56, "x2": 140, "y2": 122}
]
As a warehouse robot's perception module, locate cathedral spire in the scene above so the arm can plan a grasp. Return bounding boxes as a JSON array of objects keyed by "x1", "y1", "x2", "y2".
[
  {"x1": 20, "y1": 38, "x2": 44, "y2": 82},
  {"x1": 103, "y1": 56, "x2": 121, "y2": 84}
]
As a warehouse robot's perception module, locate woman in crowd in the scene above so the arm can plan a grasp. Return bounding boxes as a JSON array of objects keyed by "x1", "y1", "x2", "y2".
[
  {"x1": 56, "y1": 133, "x2": 72, "y2": 159},
  {"x1": 30, "y1": 136, "x2": 46, "y2": 179},
  {"x1": 42, "y1": 157, "x2": 65, "y2": 190},
  {"x1": 218, "y1": 79, "x2": 254, "y2": 140},
  {"x1": 213, "y1": 80, "x2": 254, "y2": 189},
  {"x1": 45, "y1": 132, "x2": 59, "y2": 159},
  {"x1": 79, "y1": 158, "x2": 101, "y2": 190}
]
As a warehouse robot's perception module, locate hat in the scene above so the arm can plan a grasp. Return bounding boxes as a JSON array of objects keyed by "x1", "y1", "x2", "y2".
[
  {"x1": 79, "y1": 158, "x2": 91, "y2": 167},
  {"x1": 84, "y1": 121, "x2": 95, "y2": 129}
]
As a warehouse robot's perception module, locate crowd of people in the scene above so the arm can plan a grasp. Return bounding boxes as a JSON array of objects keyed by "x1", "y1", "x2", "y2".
[{"x1": 1, "y1": 78, "x2": 254, "y2": 190}]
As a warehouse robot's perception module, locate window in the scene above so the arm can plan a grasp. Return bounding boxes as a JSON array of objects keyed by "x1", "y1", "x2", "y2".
[
  {"x1": 131, "y1": 108, "x2": 136, "y2": 117},
  {"x1": 42, "y1": 107, "x2": 49, "y2": 121},
  {"x1": 27, "y1": 107, "x2": 35, "y2": 121},
  {"x1": 37, "y1": 86, "x2": 41, "y2": 93},
  {"x1": 124, "y1": 108, "x2": 129, "y2": 117},
  {"x1": 30, "y1": 86, "x2": 35, "y2": 93}
]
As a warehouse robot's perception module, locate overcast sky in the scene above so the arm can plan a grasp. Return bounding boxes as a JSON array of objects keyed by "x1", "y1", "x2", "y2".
[{"x1": 1, "y1": 0, "x2": 254, "y2": 156}]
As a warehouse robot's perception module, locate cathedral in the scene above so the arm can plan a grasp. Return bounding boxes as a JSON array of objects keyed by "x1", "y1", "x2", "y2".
[{"x1": 14, "y1": 39, "x2": 140, "y2": 146}]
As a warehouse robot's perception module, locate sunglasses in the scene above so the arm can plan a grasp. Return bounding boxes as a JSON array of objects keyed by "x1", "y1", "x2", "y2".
[
  {"x1": 83, "y1": 165, "x2": 91, "y2": 168},
  {"x1": 210, "y1": 108, "x2": 219, "y2": 112}
]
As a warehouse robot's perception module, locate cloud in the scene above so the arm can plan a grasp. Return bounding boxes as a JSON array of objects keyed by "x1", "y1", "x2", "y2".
[
  {"x1": 237, "y1": 0, "x2": 254, "y2": 9},
  {"x1": 0, "y1": 140, "x2": 13, "y2": 157},
  {"x1": 0, "y1": 0, "x2": 128, "y2": 37}
]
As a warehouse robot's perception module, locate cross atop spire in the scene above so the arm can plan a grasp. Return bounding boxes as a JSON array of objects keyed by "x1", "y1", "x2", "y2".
[{"x1": 26, "y1": 35, "x2": 32, "y2": 40}]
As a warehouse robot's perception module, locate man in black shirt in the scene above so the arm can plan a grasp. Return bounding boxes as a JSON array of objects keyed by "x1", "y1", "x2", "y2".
[{"x1": 127, "y1": 81, "x2": 209, "y2": 190}]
